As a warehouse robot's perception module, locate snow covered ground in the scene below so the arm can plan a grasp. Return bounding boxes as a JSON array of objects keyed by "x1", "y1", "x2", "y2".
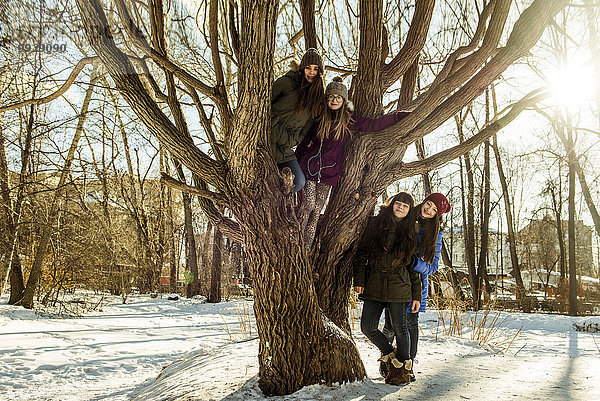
[{"x1": 1, "y1": 293, "x2": 599, "y2": 401}]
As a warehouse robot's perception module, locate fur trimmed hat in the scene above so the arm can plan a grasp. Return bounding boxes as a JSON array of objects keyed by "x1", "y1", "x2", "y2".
[
  {"x1": 423, "y1": 192, "x2": 451, "y2": 217},
  {"x1": 299, "y1": 48, "x2": 324, "y2": 74}
]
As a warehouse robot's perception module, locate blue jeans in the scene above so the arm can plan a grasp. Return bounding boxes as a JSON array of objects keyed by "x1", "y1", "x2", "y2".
[
  {"x1": 383, "y1": 309, "x2": 419, "y2": 360},
  {"x1": 278, "y1": 160, "x2": 306, "y2": 193},
  {"x1": 361, "y1": 300, "x2": 410, "y2": 361}
]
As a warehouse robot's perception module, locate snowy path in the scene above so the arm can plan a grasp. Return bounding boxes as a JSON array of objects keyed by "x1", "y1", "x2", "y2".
[{"x1": 1, "y1": 294, "x2": 599, "y2": 400}]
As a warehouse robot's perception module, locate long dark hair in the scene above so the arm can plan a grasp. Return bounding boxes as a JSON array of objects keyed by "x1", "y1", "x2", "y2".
[
  {"x1": 369, "y1": 192, "x2": 417, "y2": 267},
  {"x1": 295, "y1": 71, "x2": 325, "y2": 118},
  {"x1": 415, "y1": 202, "x2": 440, "y2": 264}
]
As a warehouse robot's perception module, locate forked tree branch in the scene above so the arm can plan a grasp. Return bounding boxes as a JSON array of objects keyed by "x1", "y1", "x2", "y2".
[
  {"x1": 0, "y1": 57, "x2": 100, "y2": 112},
  {"x1": 75, "y1": 0, "x2": 227, "y2": 191},
  {"x1": 381, "y1": 0, "x2": 435, "y2": 90},
  {"x1": 371, "y1": 0, "x2": 568, "y2": 153}
]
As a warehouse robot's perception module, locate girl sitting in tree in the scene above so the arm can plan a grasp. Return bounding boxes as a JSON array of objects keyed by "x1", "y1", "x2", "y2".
[
  {"x1": 271, "y1": 48, "x2": 325, "y2": 193},
  {"x1": 295, "y1": 77, "x2": 409, "y2": 248}
]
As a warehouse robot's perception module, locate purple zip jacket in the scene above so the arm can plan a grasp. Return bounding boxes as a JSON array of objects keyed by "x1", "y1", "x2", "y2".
[{"x1": 295, "y1": 111, "x2": 409, "y2": 186}]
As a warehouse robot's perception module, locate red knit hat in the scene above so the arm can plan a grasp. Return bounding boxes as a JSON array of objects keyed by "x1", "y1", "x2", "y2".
[{"x1": 424, "y1": 192, "x2": 451, "y2": 217}]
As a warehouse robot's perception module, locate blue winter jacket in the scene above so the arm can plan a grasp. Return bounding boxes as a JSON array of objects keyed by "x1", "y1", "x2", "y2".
[{"x1": 408, "y1": 230, "x2": 443, "y2": 313}]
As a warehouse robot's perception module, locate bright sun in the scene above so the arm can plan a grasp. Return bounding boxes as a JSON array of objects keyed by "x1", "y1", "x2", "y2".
[{"x1": 547, "y1": 60, "x2": 596, "y2": 112}]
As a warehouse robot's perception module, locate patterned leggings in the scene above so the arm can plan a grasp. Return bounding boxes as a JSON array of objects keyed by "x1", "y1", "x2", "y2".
[{"x1": 298, "y1": 180, "x2": 331, "y2": 249}]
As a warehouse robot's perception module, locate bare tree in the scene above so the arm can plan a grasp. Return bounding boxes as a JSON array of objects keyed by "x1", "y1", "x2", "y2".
[{"x1": 1, "y1": 0, "x2": 569, "y2": 394}]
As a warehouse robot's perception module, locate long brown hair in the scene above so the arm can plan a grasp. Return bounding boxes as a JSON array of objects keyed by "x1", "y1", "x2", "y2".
[
  {"x1": 317, "y1": 100, "x2": 352, "y2": 141},
  {"x1": 415, "y1": 202, "x2": 440, "y2": 264},
  {"x1": 295, "y1": 72, "x2": 325, "y2": 118},
  {"x1": 369, "y1": 192, "x2": 417, "y2": 267}
]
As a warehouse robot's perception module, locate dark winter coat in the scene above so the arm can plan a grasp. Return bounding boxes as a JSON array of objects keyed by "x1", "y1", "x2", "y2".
[
  {"x1": 408, "y1": 229, "x2": 443, "y2": 313},
  {"x1": 353, "y1": 217, "x2": 422, "y2": 303},
  {"x1": 295, "y1": 111, "x2": 409, "y2": 186},
  {"x1": 271, "y1": 70, "x2": 314, "y2": 164}
]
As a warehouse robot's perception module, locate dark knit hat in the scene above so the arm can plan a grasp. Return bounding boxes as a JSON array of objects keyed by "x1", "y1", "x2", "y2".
[
  {"x1": 325, "y1": 77, "x2": 348, "y2": 102},
  {"x1": 386, "y1": 192, "x2": 415, "y2": 208},
  {"x1": 423, "y1": 192, "x2": 451, "y2": 217},
  {"x1": 299, "y1": 48, "x2": 324, "y2": 74}
]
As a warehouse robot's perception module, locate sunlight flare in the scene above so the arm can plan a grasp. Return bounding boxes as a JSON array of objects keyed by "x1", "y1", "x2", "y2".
[{"x1": 548, "y1": 60, "x2": 596, "y2": 112}]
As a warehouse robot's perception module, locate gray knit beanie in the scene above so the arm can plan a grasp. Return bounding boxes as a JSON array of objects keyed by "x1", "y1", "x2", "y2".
[{"x1": 325, "y1": 77, "x2": 348, "y2": 102}]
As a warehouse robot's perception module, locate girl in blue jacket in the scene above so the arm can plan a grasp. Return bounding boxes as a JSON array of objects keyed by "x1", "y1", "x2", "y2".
[{"x1": 381, "y1": 192, "x2": 451, "y2": 381}]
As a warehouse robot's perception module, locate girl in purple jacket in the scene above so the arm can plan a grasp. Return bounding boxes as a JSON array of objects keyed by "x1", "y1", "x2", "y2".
[{"x1": 295, "y1": 77, "x2": 409, "y2": 249}]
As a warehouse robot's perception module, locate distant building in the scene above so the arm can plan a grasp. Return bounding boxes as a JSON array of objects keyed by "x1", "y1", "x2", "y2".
[{"x1": 518, "y1": 215, "x2": 596, "y2": 279}]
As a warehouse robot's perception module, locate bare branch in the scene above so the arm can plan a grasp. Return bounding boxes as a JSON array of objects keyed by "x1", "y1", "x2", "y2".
[
  {"x1": 381, "y1": 0, "x2": 568, "y2": 150},
  {"x1": 160, "y1": 172, "x2": 228, "y2": 205},
  {"x1": 396, "y1": 89, "x2": 549, "y2": 179},
  {"x1": 75, "y1": 0, "x2": 227, "y2": 191},
  {"x1": 0, "y1": 57, "x2": 100, "y2": 112},
  {"x1": 113, "y1": 0, "x2": 233, "y2": 122}
]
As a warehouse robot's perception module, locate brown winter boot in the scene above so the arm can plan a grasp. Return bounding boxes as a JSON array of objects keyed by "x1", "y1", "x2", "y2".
[
  {"x1": 378, "y1": 352, "x2": 402, "y2": 368},
  {"x1": 385, "y1": 359, "x2": 412, "y2": 386},
  {"x1": 409, "y1": 359, "x2": 416, "y2": 382}
]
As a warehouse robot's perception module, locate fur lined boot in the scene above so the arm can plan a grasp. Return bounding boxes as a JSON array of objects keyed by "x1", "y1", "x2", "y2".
[{"x1": 385, "y1": 359, "x2": 412, "y2": 386}]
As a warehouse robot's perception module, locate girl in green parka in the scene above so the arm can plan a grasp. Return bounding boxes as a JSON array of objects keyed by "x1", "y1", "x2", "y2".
[
  {"x1": 271, "y1": 48, "x2": 325, "y2": 192},
  {"x1": 353, "y1": 192, "x2": 422, "y2": 385}
]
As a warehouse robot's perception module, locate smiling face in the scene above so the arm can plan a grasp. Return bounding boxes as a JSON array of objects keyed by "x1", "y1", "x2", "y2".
[
  {"x1": 421, "y1": 200, "x2": 438, "y2": 219},
  {"x1": 327, "y1": 94, "x2": 343, "y2": 110},
  {"x1": 304, "y1": 64, "x2": 319, "y2": 83},
  {"x1": 392, "y1": 201, "x2": 410, "y2": 220}
]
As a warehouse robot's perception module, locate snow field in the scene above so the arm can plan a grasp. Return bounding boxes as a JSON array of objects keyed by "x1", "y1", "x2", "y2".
[{"x1": 1, "y1": 293, "x2": 599, "y2": 400}]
